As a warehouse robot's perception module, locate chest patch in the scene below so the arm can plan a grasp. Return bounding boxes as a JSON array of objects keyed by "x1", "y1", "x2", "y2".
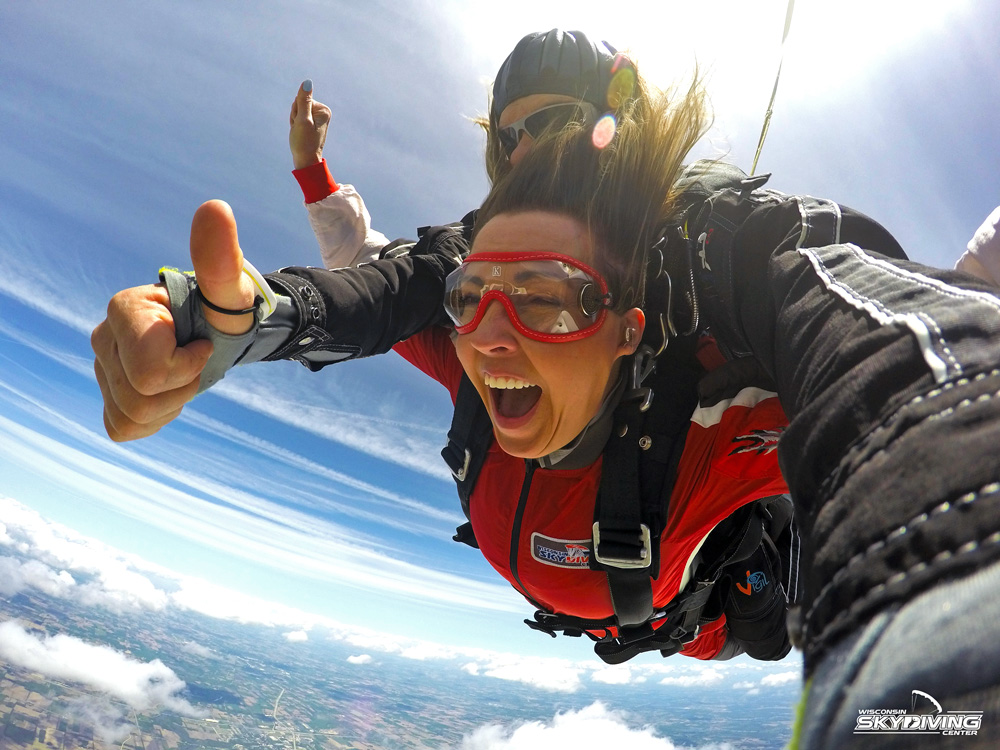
[{"x1": 531, "y1": 533, "x2": 591, "y2": 568}]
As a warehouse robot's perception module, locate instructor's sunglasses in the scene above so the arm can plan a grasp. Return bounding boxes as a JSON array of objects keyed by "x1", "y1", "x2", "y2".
[
  {"x1": 444, "y1": 252, "x2": 613, "y2": 342},
  {"x1": 497, "y1": 102, "x2": 600, "y2": 156}
]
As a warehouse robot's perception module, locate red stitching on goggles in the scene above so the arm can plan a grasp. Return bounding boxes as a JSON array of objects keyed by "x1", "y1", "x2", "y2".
[{"x1": 444, "y1": 252, "x2": 613, "y2": 342}]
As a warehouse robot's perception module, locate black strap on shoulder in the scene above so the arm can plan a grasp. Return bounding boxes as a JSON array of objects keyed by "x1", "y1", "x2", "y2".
[
  {"x1": 441, "y1": 374, "x2": 494, "y2": 549},
  {"x1": 591, "y1": 346, "x2": 700, "y2": 629},
  {"x1": 657, "y1": 160, "x2": 782, "y2": 361}
]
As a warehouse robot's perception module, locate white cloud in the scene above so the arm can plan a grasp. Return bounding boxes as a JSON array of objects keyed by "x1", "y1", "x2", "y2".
[
  {"x1": 591, "y1": 664, "x2": 645, "y2": 686},
  {"x1": 169, "y1": 576, "x2": 322, "y2": 629},
  {"x1": 659, "y1": 667, "x2": 725, "y2": 687},
  {"x1": 732, "y1": 681, "x2": 756, "y2": 690},
  {"x1": 347, "y1": 654, "x2": 372, "y2": 665},
  {"x1": 181, "y1": 640, "x2": 213, "y2": 658},
  {"x1": 400, "y1": 642, "x2": 461, "y2": 661},
  {"x1": 457, "y1": 701, "x2": 700, "y2": 750},
  {"x1": 0, "y1": 498, "x2": 167, "y2": 614},
  {"x1": 284, "y1": 629, "x2": 309, "y2": 642},
  {"x1": 64, "y1": 697, "x2": 134, "y2": 744},
  {"x1": 0, "y1": 556, "x2": 76, "y2": 598},
  {"x1": 0, "y1": 621, "x2": 205, "y2": 716},
  {"x1": 460, "y1": 654, "x2": 585, "y2": 693},
  {"x1": 761, "y1": 671, "x2": 800, "y2": 687}
]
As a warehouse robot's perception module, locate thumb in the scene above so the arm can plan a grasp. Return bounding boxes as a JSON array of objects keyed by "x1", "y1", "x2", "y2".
[{"x1": 190, "y1": 200, "x2": 255, "y2": 335}]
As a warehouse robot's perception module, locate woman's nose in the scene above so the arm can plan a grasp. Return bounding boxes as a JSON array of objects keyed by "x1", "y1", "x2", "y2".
[{"x1": 466, "y1": 299, "x2": 520, "y2": 353}]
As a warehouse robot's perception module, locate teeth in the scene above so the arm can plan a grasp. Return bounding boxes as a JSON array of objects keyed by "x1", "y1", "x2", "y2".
[{"x1": 485, "y1": 374, "x2": 535, "y2": 390}]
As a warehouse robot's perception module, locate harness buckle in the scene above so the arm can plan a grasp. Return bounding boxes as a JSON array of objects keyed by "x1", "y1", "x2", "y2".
[
  {"x1": 450, "y1": 448, "x2": 472, "y2": 482},
  {"x1": 623, "y1": 346, "x2": 656, "y2": 411},
  {"x1": 592, "y1": 522, "x2": 652, "y2": 570}
]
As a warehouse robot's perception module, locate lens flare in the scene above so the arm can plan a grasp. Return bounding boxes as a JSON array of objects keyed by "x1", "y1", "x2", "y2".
[
  {"x1": 606, "y1": 57, "x2": 636, "y2": 109},
  {"x1": 592, "y1": 114, "x2": 617, "y2": 150}
]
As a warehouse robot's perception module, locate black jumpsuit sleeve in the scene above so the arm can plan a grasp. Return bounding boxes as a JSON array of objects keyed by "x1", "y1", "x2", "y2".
[{"x1": 256, "y1": 225, "x2": 466, "y2": 369}]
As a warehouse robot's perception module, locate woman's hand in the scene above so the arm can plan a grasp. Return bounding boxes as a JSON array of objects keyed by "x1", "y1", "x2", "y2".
[
  {"x1": 91, "y1": 200, "x2": 255, "y2": 441},
  {"x1": 289, "y1": 79, "x2": 332, "y2": 170}
]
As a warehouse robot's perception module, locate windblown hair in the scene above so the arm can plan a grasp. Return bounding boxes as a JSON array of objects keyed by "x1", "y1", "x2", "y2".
[{"x1": 474, "y1": 74, "x2": 712, "y2": 314}]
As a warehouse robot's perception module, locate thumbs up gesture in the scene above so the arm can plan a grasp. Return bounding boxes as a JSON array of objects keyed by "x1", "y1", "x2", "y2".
[{"x1": 92, "y1": 200, "x2": 255, "y2": 441}]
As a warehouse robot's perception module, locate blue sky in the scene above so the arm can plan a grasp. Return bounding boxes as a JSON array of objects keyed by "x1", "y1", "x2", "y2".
[{"x1": 0, "y1": 0, "x2": 998, "y2": 692}]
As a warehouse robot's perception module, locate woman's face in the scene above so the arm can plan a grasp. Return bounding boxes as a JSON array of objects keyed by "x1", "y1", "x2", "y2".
[
  {"x1": 454, "y1": 211, "x2": 643, "y2": 459},
  {"x1": 498, "y1": 94, "x2": 580, "y2": 166}
]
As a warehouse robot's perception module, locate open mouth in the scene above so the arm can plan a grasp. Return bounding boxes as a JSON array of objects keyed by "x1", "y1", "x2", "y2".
[{"x1": 485, "y1": 374, "x2": 542, "y2": 421}]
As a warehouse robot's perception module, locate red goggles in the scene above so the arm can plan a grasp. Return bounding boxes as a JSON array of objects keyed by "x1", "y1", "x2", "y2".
[{"x1": 444, "y1": 252, "x2": 613, "y2": 342}]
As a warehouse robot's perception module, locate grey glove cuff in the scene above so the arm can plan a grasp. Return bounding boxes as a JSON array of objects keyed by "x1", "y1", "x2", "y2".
[{"x1": 159, "y1": 268, "x2": 262, "y2": 394}]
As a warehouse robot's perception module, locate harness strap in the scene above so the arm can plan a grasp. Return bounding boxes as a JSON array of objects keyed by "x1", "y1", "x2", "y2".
[{"x1": 441, "y1": 374, "x2": 494, "y2": 548}]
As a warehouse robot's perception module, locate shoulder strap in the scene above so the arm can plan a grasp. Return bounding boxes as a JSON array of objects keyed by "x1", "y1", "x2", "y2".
[
  {"x1": 591, "y1": 347, "x2": 700, "y2": 627},
  {"x1": 655, "y1": 160, "x2": 785, "y2": 361},
  {"x1": 441, "y1": 373, "x2": 494, "y2": 548}
]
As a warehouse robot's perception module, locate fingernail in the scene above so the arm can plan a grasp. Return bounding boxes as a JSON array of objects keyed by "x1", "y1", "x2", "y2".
[{"x1": 302, "y1": 79, "x2": 313, "y2": 93}]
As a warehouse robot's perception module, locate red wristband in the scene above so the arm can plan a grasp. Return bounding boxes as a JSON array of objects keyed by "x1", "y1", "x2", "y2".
[{"x1": 292, "y1": 159, "x2": 339, "y2": 204}]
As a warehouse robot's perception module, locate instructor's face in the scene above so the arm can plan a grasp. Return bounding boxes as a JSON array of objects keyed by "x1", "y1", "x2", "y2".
[
  {"x1": 498, "y1": 94, "x2": 579, "y2": 166},
  {"x1": 454, "y1": 211, "x2": 642, "y2": 459}
]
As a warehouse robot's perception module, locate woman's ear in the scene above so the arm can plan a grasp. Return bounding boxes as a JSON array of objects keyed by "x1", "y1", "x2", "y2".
[{"x1": 616, "y1": 308, "x2": 646, "y2": 357}]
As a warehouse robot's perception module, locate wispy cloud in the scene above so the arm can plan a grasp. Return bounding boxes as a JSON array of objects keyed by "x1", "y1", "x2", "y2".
[
  {"x1": 0, "y1": 388, "x2": 521, "y2": 614},
  {"x1": 214, "y1": 377, "x2": 455, "y2": 481},
  {"x1": 0, "y1": 239, "x2": 106, "y2": 335},
  {"x1": 180, "y1": 408, "x2": 461, "y2": 527}
]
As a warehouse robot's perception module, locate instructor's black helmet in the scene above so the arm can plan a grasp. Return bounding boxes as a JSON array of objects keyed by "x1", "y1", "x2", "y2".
[{"x1": 491, "y1": 29, "x2": 619, "y2": 120}]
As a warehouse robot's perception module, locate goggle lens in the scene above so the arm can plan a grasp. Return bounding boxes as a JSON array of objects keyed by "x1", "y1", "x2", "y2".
[{"x1": 444, "y1": 252, "x2": 612, "y2": 342}]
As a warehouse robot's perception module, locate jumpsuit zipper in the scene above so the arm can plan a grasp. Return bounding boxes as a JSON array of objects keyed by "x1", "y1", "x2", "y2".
[{"x1": 508, "y1": 459, "x2": 544, "y2": 609}]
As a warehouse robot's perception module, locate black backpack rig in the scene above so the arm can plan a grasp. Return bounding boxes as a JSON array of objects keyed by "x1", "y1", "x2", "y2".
[{"x1": 440, "y1": 161, "x2": 796, "y2": 664}]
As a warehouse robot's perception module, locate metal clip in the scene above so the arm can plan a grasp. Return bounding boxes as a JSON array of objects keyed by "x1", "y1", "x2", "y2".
[
  {"x1": 624, "y1": 345, "x2": 655, "y2": 412},
  {"x1": 592, "y1": 523, "x2": 652, "y2": 570},
  {"x1": 451, "y1": 448, "x2": 471, "y2": 482}
]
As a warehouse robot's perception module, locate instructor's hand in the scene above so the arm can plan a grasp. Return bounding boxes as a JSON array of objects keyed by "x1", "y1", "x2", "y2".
[
  {"x1": 91, "y1": 200, "x2": 255, "y2": 441},
  {"x1": 289, "y1": 79, "x2": 332, "y2": 170}
]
